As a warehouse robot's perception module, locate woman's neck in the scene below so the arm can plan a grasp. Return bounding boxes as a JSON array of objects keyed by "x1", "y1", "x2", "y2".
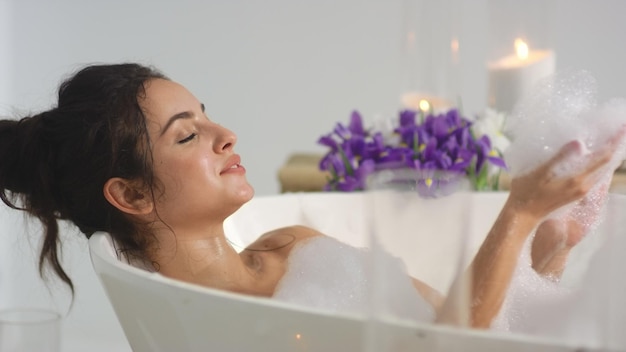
[{"x1": 147, "y1": 224, "x2": 257, "y2": 294}]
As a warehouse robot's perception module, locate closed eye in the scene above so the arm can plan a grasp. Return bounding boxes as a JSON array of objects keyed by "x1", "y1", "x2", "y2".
[{"x1": 178, "y1": 133, "x2": 197, "y2": 144}]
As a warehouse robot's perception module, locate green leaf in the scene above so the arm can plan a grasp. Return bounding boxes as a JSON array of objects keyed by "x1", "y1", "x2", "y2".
[
  {"x1": 337, "y1": 144, "x2": 354, "y2": 176},
  {"x1": 474, "y1": 163, "x2": 490, "y2": 191}
]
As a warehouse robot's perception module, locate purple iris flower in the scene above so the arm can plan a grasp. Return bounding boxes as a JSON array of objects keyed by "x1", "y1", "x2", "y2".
[
  {"x1": 430, "y1": 115, "x2": 451, "y2": 139},
  {"x1": 376, "y1": 147, "x2": 412, "y2": 169},
  {"x1": 475, "y1": 135, "x2": 507, "y2": 173},
  {"x1": 450, "y1": 148, "x2": 475, "y2": 172},
  {"x1": 318, "y1": 110, "x2": 381, "y2": 191},
  {"x1": 399, "y1": 109, "x2": 418, "y2": 127},
  {"x1": 325, "y1": 157, "x2": 375, "y2": 192},
  {"x1": 319, "y1": 152, "x2": 347, "y2": 178},
  {"x1": 363, "y1": 132, "x2": 385, "y2": 159},
  {"x1": 318, "y1": 107, "x2": 507, "y2": 193},
  {"x1": 353, "y1": 159, "x2": 376, "y2": 189},
  {"x1": 412, "y1": 165, "x2": 466, "y2": 198},
  {"x1": 317, "y1": 134, "x2": 339, "y2": 151},
  {"x1": 349, "y1": 110, "x2": 366, "y2": 136},
  {"x1": 334, "y1": 110, "x2": 366, "y2": 140}
]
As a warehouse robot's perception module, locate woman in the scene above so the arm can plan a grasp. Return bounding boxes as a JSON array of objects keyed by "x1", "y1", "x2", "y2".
[{"x1": 0, "y1": 63, "x2": 621, "y2": 328}]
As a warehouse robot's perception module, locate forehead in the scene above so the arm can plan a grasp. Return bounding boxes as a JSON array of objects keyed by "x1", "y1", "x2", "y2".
[{"x1": 140, "y1": 78, "x2": 200, "y2": 126}]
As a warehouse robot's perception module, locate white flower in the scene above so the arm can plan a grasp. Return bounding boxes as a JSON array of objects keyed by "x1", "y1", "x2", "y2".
[
  {"x1": 369, "y1": 114, "x2": 400, "y2": 146},
  {"x1": 471, "y1": 108, "x2": 511, "y2": 154}
]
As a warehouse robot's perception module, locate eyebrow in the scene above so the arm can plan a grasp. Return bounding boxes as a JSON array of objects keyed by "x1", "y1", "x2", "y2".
[
  {"x1": 159, "y1": 103, "x2": 205, "y2": 137},
  {"x1": 159, "y1": 111, "x2": 193, "y2": 137}
]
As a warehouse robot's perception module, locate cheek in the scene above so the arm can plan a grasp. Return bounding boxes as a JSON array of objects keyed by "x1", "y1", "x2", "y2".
[
  {"x1": 163, "y1": 153, "x2": 219, "y2": 191},
  {"x1": 151, "y1": 154, "x2": 195, "y2": 197},
  {"x1": 155, "y1": 149, "x2": 208, "y2": 175}
]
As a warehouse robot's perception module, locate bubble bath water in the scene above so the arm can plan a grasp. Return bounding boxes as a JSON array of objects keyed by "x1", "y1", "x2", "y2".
[
  {"x1": 271, "y1": 70, "x2": 626, "y2": 349},
  {"x1": 273, "y1": 236, "x2": 434, "y2": 323},
  {"x1": 493, "y1": 70, "x2": 626, "y2": 349}
]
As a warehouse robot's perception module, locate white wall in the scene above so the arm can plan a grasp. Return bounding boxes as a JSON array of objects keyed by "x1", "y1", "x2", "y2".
[
  {"x1": 4, "y1": 0, "x2": 410, "y2": 196},
  {"x1": 552, "y1": 0, "x2": 626, "y2": 100},
  {"x1": 0, "y1": 0, "x2": 13, "y2": 110},
  {"x1": 3, "y1": 0, "x2": 626, "y2": 195},
  {"x1": 1, "y1": 1, "x2": 626, "y2": 350}
]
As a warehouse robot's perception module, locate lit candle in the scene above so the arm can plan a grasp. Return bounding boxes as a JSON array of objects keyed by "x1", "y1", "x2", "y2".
[
  {"x1": 487, "y1": 38, "x2": 556, "y2": 112},
  {"x1": 400, "y1": 92, "x2": 452, "y2": 114}
]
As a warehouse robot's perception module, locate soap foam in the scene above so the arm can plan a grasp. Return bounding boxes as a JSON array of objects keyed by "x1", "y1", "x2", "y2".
[
  {"x1": 493, "y1": 70, "x2": 626, "y2": 349},
  {"x1": 493, "y1": 212, "x2": 626, "y2": 349},
  {"x1": 503, "y1": 69, "x2": 626, "y2": 238},
  {"x1": 491, "y1": 237, "x2": 572, "y2": 333},
  {"x1": 504, "y1": 69, "x2": 626, "y2": 180},
  {"x1": 272, "y1": 236, "x2": 434, "y2": 323}
]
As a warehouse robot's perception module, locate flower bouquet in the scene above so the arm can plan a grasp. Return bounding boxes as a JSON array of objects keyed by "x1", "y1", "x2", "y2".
[{"x1": 317, "y1": 108, "x2": 508, "y2": 197}]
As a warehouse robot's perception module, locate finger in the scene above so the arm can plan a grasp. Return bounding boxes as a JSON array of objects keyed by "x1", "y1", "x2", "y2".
[
  {"x1": 578, "y1": 180, "x2": 609, "y2": 207},
  {"x1": 522, "y1": 141, "x2": 587, "y2": 187},
  {"x1": 606, "y1": 124, "x2": 626, "y2": 150},
  {"x1": 577, "y1": 125, "x2": 626, "y2": 177},
  {"x1": 599, "y1": 124, "x2": 626, "y2": 171},
  {"x1": 540, "y1": 140, "x2": 584, "y2": 173},
  {"x1": 571, "y1": 127, "x2": 626, "y2": 186},
  {"x1": 583, "y1": 148, "x2": 612, "y2": 176}
]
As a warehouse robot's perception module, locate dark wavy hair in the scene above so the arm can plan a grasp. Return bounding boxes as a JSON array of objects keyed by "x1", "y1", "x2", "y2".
[{"x1": 0, "y1": 63, "x2": 167, "y2": 293}]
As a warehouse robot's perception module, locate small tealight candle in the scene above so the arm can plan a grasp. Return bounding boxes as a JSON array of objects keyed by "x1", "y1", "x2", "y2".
[
  {"x1": 401, "y1": 92, "x2": 452, "y2": 114},
  {"x1": 487, "y1": 38, "x2": 556, "y2": 112}
]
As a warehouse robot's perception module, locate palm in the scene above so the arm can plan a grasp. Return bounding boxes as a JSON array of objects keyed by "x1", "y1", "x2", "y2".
[{"x1": 531, "y1": 181, "x2": 609, "y2": 274}]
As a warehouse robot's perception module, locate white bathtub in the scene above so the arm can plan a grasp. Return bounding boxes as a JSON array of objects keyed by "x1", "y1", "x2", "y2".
[
  {"x1": 88, "y1": 191, "x2": 626, "y2": 351},
  {"x1": 2, "y1": 191, "x2": 622, "y2": 351}
]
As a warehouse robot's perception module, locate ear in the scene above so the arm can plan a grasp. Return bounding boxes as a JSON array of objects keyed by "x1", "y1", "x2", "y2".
[{"x1": 103, "y1": 177, "x2": 154, "y2": 215}]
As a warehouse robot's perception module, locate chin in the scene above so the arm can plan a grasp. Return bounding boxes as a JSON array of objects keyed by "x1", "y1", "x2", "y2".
[
  {"x1": 237, "y1": 183, "x2": 255, "y2": 204},
  {"x1": 224, "y1": 186, "x2": 254, "y2": 218}
]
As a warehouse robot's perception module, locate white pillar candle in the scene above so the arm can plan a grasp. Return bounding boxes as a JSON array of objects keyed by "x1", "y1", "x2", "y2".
[{"x1": 487, "y1": 39, "x2": 556, "y2": 112}]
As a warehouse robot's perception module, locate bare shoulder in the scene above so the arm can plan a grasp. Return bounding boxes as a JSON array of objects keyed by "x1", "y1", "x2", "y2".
[
  {"x1": 263, "y1": 225, "x2": 325, "y2": 239},
  {"x1": 245, "y1": 225, "x2": 325, "y2": 252}
]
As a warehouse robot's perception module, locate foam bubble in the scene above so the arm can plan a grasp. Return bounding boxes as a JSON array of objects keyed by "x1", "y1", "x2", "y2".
[
  {"x1": 493, "y1": 70, "x2": 626, "y2": 349},
  {"x1": 492, "y1": 205, "x2": 626, "y2": 349},
  {"x1": 504, "y1": 69, "x2": 626, "y2": 179},
  {"x1": 503, "y1": 69, "x2": 626, "y2": 222},
  {"x1": 491, "y1": 237, "x2": 572, "y2": 333},
  {"x1": 272, "y1": 236, "x2": 434, "y2": 323}
]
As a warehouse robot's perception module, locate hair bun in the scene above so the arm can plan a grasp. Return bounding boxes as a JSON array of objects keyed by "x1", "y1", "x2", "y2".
[
  {"x1": 0, "y1": 119, "x2": 24, "y2": 193},
  {"x1": 0, "y1": 113, "x2": 52, "y2": 205}
]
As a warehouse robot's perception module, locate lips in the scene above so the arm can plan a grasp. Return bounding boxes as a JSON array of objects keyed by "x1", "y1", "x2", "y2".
[{"x1": 220, "y1": 154, "x2": 245, "y2": 174}]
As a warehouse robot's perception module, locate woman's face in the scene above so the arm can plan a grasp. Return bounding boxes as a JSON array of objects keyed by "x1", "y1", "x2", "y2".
[{"x1": 140, "y1": 78, "x2": 254, "y2": 231}]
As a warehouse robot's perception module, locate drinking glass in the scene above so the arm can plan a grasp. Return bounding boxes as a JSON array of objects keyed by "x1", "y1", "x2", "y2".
[
  {"x1": 364, "y1": 168, "x2": 478, "y2": 351},
  {"x1": 0, "y1": 308, "x2": 61, "y2": 352}
]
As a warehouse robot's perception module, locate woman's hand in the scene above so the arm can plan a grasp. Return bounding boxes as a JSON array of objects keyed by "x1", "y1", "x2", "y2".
[
  {"x1": 531, "y1": 181, "x2": 610, "y2": 278},
  {"x1": 448, "y1": 127, "x2": 626, "y2": 328},
  {"x1": 520, "y1": 126, "x2": 626, "y2": 279},
  {"x1": 509, "y1": 127, "x2": 624, "y2": 222}
]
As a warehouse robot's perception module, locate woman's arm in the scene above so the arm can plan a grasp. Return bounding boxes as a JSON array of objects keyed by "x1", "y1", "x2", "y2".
[
  {"x1": 436, "y1": 198, "x2": 538, "y2": 327},
  {"x1": 531, "y1": 181, "x2": 610, "y2": 279},
  {"x1": 530, "y1": 218, "x2": 571, "y2": 278},
  {"x1": 411, "y1": 278, "x2": 444, "y2": 311},
  {"x1": 436, "y1": 136, "x2": 621, "y2": 328}
]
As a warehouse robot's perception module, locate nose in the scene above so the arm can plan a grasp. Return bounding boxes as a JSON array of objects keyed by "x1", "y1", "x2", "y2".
[{"x1": 214, "y1": 124, "x2": 237, "y2": 153}]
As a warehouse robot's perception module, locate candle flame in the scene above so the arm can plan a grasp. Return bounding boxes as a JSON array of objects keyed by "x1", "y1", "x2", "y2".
[
  {"x1": 418, "y1": 99, "x2": 431, "y2": 111},
  {"x1": 450, "y1": 38, "x2": 459, "y2": 53},
  {"x1": 514, "y1": 38, "x2": 529, "y2": 60},
  {"x1": 406, "y1": 30, "x2": 416, "y2": 50}
]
